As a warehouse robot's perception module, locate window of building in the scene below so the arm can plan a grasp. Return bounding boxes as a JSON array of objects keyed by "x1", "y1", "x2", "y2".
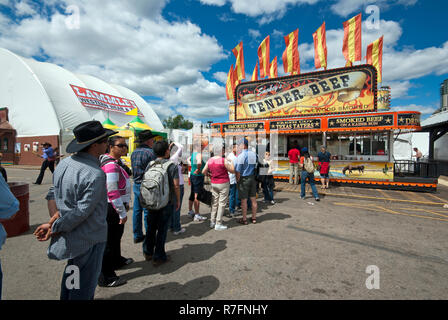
[
  {"x1": 3, "y1": 138, "x2": 8, "y2": 151},
  {"x1": 357, "y1": 134, "x2": 372, "y2": 156},
  {"x1": 326, "y1": 133, "x2": 340, "y2": 158},
  {"x1": 372, "y1": 132, "x2": 388, "y2": 155},
  {"x1": 309, "y1": 134, "x2": 322, "y2": 157}
]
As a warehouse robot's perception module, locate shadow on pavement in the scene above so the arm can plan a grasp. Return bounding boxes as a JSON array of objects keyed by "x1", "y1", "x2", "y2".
[
  {"x1": 225, "y1": 212, "x2": 291, "y2": 228},
  {"x1": 100, "y1": 275, "x2": 220, "y2": 300},
  {"x1": 118, "y1": 240, "x2": 227, "y2": 281}
]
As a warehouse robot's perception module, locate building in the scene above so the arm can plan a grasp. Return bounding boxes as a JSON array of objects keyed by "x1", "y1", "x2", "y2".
[
  {"x1": 440, "y1": 79, "x2": 448, "y2": 113},
  {"x1": 0, "y1": 48, "x2": 164, "y2": 165}
]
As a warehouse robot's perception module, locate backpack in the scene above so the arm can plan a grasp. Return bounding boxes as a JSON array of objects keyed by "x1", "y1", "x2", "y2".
[
  {"x1": 304, "y1": 156, "x2": 315, "y2": 173},
  {"x1": 139, "y1": 160, "x2": 174, "y2": 210}
]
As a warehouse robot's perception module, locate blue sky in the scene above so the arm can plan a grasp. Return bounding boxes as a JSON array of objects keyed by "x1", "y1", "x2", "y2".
[{"x1": 0, "y1": 0, "x2": 447, "y2": 124}]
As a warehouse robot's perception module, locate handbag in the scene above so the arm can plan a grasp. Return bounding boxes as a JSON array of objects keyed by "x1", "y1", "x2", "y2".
[{"x1": 197, "y1": 187, "x2": 212, "y2": 206}]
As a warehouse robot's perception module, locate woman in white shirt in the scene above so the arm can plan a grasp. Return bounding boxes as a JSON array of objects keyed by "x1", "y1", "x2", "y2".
[{"x1": 169, "y1": 142, "x2": 186, "y2": 235}]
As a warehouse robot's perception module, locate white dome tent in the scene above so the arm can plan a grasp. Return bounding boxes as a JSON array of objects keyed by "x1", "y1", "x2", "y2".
[{"x1": 0, "y1": 48, "x2": 164, "y2": 165}]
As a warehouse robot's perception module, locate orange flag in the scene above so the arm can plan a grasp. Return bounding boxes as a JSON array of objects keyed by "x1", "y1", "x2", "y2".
[
  {"x1": 282, "y1": 29, "x2": 300, "y2": 75},
  {"x1": 313, "y1": 22, "x2": 327, "y2": 70},
  {"x1": 342, "y1": 13, "x2": 362, "y2": 66},
  {"x1": 257, "y1": 35, "x2": 270, "y2": 78},
  {"x1": 251, "y1": 62, "x2": 258, "y2": 81},
  {"x1": 226, "y1": 64, "x2": 235, "y2": 100},
  {"x1": 232, "y1": 42, "x2": 245, "y2": 84},
  {"x1": 269, "y1": 57, "x2": 278, "y2": 78},
  {"x1": 366, "y1": 36, "x2": 384, "y2": 83}
]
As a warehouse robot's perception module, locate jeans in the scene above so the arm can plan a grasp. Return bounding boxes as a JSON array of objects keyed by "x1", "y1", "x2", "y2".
[
  {"x1": 228, "y1": 183, "x2": 241, "y2": 214},
  {"x1": 300, "y1": 171, "x2": 319, "y2": 199},
  {"x1": 0, "y1": 258, "x2": 2, "y2": 300},
  {"x1": 35, "y1": 160, "x2": 55, "y2": 184},
  {"x1": 133, "y1": 183, "x2": 148, "y2": 240},
  {"x1": 143, "y1": 204, "x2": 173, "y2": 262},
  {"x1": 170, "y1": 185, "x2": 184, "y2": 232},
  {"x1": 263, "y1": 183, "x2": 274, "y2": 201},
  {"x1": 60, "y1": 242, "x2": 106, "y2": 300}
]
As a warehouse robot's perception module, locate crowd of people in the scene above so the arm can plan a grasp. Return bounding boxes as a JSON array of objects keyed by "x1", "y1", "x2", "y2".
[{"x1": 0, "y1": 119, "x2": 334, "y2": 300}]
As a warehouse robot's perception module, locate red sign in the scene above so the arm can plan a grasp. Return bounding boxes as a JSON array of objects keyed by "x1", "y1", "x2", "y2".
[{"x1": 70, "y1": 85, "x2": 143, "y2": 116}]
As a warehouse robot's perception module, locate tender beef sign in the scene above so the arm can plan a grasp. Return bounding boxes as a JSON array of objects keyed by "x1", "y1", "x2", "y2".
[
  {"x1": 234, "y1": 65, "x2": 377, "y2": 120},
  {"x1": 70, "y1": 84, "x2": 142, "y2": 116}
]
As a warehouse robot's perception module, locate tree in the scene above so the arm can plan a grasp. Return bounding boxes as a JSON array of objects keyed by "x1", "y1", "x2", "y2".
[{"x1": 163, "y1": 115, "x2": 193, "y2": 129}]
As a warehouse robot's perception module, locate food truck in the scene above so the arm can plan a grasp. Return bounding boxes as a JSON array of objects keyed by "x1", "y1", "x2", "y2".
[{"x1": 212, "y1": 64, "x2": 437, "y2": 191}]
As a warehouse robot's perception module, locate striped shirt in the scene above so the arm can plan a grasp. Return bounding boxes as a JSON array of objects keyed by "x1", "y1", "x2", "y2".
[
  {"x1": 47, "y1": 152, "x2": 108, "y2": 260},
  {"x1": 100, "y1": 154, "x2": 131, "y2": 219},
  {"x1": 131, "y1": 144, "x2": 156, "y2": 184}
]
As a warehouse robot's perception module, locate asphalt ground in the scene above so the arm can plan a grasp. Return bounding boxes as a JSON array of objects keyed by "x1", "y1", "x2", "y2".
[{"x1": 1, "y1": 167, "x2": 448, "y2": 300}]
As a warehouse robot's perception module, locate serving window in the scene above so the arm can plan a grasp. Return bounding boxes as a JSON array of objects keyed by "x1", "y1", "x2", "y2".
[{"x1": 324, "y1": 131, "x2": 390, "y2": 160}]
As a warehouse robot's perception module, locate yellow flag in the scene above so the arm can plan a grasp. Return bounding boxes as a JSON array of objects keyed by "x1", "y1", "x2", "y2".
[{"x1": 126, "y1": 108, "x2": 138, "y2": 116}]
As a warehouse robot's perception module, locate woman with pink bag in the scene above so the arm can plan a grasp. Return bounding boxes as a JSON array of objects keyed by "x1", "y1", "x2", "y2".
[{"x1": 202, "y1": 143, "x2": 235, "y2": 231}]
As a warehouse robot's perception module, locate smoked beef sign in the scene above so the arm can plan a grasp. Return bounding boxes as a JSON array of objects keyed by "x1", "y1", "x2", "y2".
[
  {"x1": 234, "y1": 65, "x2": 376, "y2": 120},
  {"x1": 70, "y1": 85, "x2": 143, "y2": 116}
]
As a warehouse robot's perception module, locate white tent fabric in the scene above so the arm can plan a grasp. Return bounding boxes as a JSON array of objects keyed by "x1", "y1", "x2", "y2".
[
  {"x1": 0, "y1": 48, "x2": 164, "y2": 140},
  {"x1": 393, "y1": 132, "x2": 429, "y2": 160}
]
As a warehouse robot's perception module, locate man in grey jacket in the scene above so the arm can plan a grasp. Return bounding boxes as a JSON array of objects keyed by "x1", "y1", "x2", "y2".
[{"x1": 34, "y1": 121, "x2": 117, "y2": 300}]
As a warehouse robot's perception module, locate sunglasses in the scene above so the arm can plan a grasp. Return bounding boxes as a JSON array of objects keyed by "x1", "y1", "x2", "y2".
[{"x1": 114, "y1": 144, "x2": 128, "y2": 148}]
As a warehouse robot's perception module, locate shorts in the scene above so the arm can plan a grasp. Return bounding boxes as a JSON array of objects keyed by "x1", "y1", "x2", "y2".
[
  {"x1": 237, "y1": 175, "x2": 256, "y2": 200},
  {"x1": 320, "y1": 173, "x2": 329, "y2": 178},
  {"x1": 189, "y1": 175, "x2": 204, "y2": 200}
]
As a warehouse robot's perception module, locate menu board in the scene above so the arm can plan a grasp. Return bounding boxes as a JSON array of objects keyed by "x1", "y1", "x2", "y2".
[
  {"x1": 270, "y1": 119, "x2": 321, "y2": 131},
  {"x1": 328, "y1": 114, "x2": 394, "y2": 129}
]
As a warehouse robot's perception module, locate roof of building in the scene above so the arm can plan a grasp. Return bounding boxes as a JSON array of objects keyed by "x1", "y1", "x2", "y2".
[
  {"x1": 421, "y1": 110, "x2": 448, "y2": 128},
  {"x1": 0, "y1": 48, "x2": 164, "y2": 138}
]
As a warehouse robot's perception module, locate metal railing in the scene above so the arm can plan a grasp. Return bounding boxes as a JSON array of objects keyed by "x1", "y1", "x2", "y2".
[{"x1": 394, "y1": 160, "x2": 439, "y2": 178}]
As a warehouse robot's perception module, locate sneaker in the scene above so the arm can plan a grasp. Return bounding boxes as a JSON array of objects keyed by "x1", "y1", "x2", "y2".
[
  {"x1": 210, "y1": 221, "x2": 216, "y2": 229},
  {"x1": 270, "y1": 200, "x2": 275, "y2": 205},
  {"x1": 300, "y1": 196, "x2": 305, "y2": 200},
  {"x1": 214, "y1": 224, "x2": 228, "y2": 231},
  {"x1": 188, "y1": 210, "x2": 195, "y2": 218},
  {"x1": 315, "y1": 198, "x2": 320, "y2": 202},
  {"x1": 173, "y1": 228, "x2": 186, "y2": 235},
  {"x1": 194, "y1": 214, "x2": 207, "y2": 221},
  {"x1": 98, "y1": 276, "x2": 127, "y2": 288}
]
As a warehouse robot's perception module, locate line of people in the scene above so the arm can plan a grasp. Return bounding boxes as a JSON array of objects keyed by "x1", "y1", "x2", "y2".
[{"x1": 28, "y1": 120, "x2": 329, "y2": 300}]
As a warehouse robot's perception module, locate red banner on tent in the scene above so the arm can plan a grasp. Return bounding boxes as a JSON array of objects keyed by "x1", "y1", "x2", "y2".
[{"x1": 70, "y1": 84, "x2": 143, "y2": 116}]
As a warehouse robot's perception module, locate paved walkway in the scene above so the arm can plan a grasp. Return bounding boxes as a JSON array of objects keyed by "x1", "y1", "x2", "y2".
[
  {"x1": 275, "y1": 178, "x2": 448, "y2": 208},
  {"x1": 2, "y1": 168, "x2": 448, "y2": 300}
]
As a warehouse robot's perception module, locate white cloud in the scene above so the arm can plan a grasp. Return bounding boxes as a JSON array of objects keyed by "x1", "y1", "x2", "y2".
[
  {"x1": 15, "y1": 1, "x2": 37, "y2": 16},
  {"x1": 200, "y1": 0, "x2": 319, "y2": 24},
  {"x1": 248, "y1": 29, "x2": 261, "y2": 40},
  {"x1": 381, "y1": 80, "x2": 413, "y2": 99},
  {"x1": 390, "y1": 104, "x2": 437, "y2": 115},
  {"x1": 213, "y1": 71, "x2": 228, "y2": 83},
  {"x1": 0, "y1": 0, "x2": 10, "y2": 6},
  {"x1": 330, "y1": 0, "x2": 418, "y2": 17},
  {"x1": 200, "y1": 0, "x2": 227, "y2": 5},
  {"x1": 0, "y1": 0, "x2": 228, "y2": 122}
]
